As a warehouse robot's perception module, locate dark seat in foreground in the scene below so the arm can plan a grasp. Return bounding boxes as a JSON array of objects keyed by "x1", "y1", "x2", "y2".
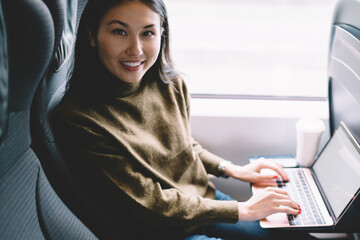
[
  {"x1": 328, "y1": 0, "x2": 360, "y2": 236},
  {"x1": 0, "y1": 0, "x2": 96, "y2": 238}
]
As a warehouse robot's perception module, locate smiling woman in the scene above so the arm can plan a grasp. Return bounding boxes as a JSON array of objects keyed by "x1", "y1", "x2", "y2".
[
  {"x1": 65, "y1": 0, "x2": 175, "y2": 97},
  {"x1": 90, "y1": 2, "x2": 161, "y2": 83},
  {"x1": 53, "y1": 0, "x2": 315, "y2": 239}
]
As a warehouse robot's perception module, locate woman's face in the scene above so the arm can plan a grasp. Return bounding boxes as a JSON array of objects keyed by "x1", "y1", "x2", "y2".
[{"x1": 93, "y1": 2, "x2": 162, "y2": 83}]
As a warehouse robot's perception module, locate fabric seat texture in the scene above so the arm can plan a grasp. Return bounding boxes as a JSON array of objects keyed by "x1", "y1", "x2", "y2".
[
  {"x1": 0, "y1": 0, "x2": 97, "y2": 239},
  {"x1": 31, "y1": 0, "x2": 124, "y2": 239}
]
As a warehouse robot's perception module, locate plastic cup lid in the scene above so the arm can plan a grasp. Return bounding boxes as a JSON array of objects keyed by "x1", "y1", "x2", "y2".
[{"x1": 296, "y1": 117, "x2": 325, "y2": 133}]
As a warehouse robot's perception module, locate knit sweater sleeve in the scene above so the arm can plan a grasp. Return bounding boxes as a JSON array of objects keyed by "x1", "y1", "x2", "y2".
[
  {"x1": 101, "y1": 148, "x2": 239, "y2": 226},
  {"x1": 192, "y1": 139, "x2": 226, "y2": 177},
  {"x1": 179, "y1": 78, "x2": 226, "y2": 177},
  {"x1": 54, "y1": 104, "x2": 239, "y2": 228}
]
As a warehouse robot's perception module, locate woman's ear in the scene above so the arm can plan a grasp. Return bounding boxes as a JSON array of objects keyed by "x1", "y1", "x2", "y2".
[{"x1": 88, "y1": 29, "x2": 96, "y2": 47}]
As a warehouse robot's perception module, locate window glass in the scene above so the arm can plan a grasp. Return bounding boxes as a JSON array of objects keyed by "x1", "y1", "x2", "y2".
[{"x1": 166, "y1": 0, "x2": 338, "y2": 97}]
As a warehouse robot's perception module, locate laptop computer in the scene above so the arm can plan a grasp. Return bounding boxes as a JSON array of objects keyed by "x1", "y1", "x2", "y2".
[{"x1": 252, "y1": 121, "x2": 360, "y2": 229}]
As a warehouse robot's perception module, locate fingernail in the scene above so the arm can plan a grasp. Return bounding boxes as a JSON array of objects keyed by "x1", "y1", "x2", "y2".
[
  {"x1": 273, "y1": 175, "x2": 278, "y2": 179},
  {"x1": 298, "y1": 210, "x2": 301, "y2": 214}
]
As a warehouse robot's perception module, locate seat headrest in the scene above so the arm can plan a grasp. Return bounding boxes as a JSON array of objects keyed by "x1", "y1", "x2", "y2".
[
  {"x1": 54, "y1": 0, "x2": 78, "y2": 71},
  {"x1": 332, "y1": 0, "x2": 360, "y2": 30},
  {"x1": 4, "y1": 0, "x2": 54, "y2": 112},
  {"x1": 0, "y1": 0, "x2": 9, "y2": 146}
]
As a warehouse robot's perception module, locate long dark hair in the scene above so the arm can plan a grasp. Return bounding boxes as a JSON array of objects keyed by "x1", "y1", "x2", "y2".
[{"x1": 66, "y1": 0, "x2": 177, "y2": 96}]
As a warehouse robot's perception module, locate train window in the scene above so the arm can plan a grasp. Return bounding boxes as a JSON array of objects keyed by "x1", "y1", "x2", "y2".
[{"x1": 167, "y1": 0, "x2": 338, "y2": 98}]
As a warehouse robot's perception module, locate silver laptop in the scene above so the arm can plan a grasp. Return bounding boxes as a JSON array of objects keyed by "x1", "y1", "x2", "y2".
[{"x1": 252, "y1": 121, "x2": 360, "y2": 229}]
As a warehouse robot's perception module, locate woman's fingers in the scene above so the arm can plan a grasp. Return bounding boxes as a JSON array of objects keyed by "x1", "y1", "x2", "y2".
[
  {"x1": 257, "y1": 174, "x2": 280, "y2": 181},
  {"x1": 276, "y1": 205, "x2": 302, "y2": 215},
  {"x1": 255, "y1": 159, "x2": 289, "y2": 181},
  {"x1": 252, "y1": 180, "x2": 278, "y2": 188},
  {"x1": 239, "y1": 187, "x2": 301, "y2": 221},
  {"x1": 264, "y1": 187, "x2": 301, "y2": 210},
  {"x1": 263, "y1": 162, "x2": 289, "y2": 181},
  {"x1": 274, "y1": 199, "x2": 301, "y2": 210},
  {"x1": 267, "y1": 188, "x2": 302, "y2": 215},
  {"x1": 239, "y1": 186, "x2": 302, "y2": 221}
]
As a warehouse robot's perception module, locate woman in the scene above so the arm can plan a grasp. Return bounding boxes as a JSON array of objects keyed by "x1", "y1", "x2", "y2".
[{"x1": 54, "y1": 0, "x2": 312, "y2": 239}]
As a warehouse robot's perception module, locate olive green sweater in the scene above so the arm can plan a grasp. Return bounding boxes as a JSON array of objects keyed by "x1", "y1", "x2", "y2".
[{"x1": 54, "y1": 75, "x2": 239, "y2": 239}]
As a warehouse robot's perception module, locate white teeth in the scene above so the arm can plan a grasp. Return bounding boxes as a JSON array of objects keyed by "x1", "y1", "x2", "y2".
[{"x1": 121, "y1": 61, "x2": 142, "y2": 67}]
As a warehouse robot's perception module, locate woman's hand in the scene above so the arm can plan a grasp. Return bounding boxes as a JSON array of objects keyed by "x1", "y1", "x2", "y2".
[
  {"x1": 225, "y1": 159, "x2": 289, "y2": 183},
  {"x1": 237, "y1": 187, "x2": 301, "y2": 221}
]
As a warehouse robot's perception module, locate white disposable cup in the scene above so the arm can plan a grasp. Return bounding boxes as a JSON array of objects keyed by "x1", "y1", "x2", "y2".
[{"x1": 296, "y1": 117, "x2": 325, "y2": 167}]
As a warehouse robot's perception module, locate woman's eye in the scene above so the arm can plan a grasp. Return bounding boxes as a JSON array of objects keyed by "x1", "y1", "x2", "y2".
[
  {"x1": 142, "y1": 31, "x2": 155, "y2": 37},
  {"x1": 112, "y1": 29, "x2": 126, "y2": 36}
]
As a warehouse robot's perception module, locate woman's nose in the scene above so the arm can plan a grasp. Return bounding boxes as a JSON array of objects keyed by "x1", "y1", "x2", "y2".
[{"x1": 126, "y1": 37, "x2": 143, "y2": 56}]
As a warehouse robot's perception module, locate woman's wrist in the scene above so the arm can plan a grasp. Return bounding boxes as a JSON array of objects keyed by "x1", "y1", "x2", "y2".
[
  {"x1": 218, "y1": 160, "x2": 233, "y2": 178},
  {"x1": 224, "y1": 163, "x2": 245, "y2": 180},
  {"x1": 237, "y1": 202, "x2": 252, "y2": 221}
]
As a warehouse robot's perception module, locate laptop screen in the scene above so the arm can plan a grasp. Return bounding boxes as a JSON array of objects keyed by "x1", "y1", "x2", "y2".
[{"x1": 313, "y1": 122, "x2": 360, "y2": 219}]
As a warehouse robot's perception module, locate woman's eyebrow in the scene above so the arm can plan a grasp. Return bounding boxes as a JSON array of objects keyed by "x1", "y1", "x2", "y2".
[
  {"x1": 107, "y1": 20, "x2": 158, "y2": 29},
  {"x1": 144, "y1": 24, "x2": 156, "y2": 29},
  {"x1": 107, "y1": 20, "x2": 128, "y2": 27}
]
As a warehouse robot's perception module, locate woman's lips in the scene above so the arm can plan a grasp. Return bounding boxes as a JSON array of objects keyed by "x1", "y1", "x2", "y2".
[{"x1": 120, "y1": 61, "x2": 144, "y2": 71}]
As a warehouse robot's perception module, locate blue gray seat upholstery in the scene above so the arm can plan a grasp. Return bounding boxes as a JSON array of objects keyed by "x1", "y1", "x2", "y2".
[
  {"x1": 31, "y1": 0, "x2": 123, "y2": 239},
  {"x1": 0, "y1": 0, "x2": 8, "y2": 147},
  {"x1": 328, "y1": 0, "x2": 360, "y2": 140},
  {"x1": 328, "y1": 0, "x2": 360, "y2": 235},
  {"x1": 0, "y1": 0, "x2": 96, "y2": 239}
]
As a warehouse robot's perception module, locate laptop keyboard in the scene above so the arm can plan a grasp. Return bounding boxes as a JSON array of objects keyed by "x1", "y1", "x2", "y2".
[{"x1": 277, "y1": 169, "x2": 325, "y2": 226}]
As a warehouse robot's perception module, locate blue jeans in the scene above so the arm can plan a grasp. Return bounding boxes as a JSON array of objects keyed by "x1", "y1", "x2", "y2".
[{"x1": 184, "y1": 190, "x2": 316, "y2": 240}]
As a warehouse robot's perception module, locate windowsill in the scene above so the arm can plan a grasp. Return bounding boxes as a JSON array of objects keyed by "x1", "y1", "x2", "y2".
[{"x1": 190, "y1": 97, "x2": 329, "y2": 119}]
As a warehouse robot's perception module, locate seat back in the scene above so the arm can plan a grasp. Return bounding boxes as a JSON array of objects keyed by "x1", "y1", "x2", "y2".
[
  {"x1": 328, "y1": 0, "x2": 360, "y2": 233},
  {"x1": 328, "y1": 0, "x2": 360, "y2": 141},
  {"x1": 31, "y1": 0, "x2": 122, "y2": 239},
  {"x1": 0, "y1": 0, "x2": 96, "y2": 238},
  {"x1": 0, "y1": 0, "x2": 8, "y2": 147}
]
